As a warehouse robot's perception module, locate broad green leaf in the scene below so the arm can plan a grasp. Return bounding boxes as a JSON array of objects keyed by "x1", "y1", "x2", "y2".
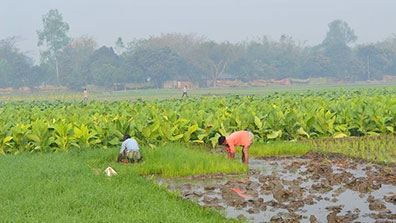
[
  {"x1": 333, "y1": 132, "x2": 348, "y2": 138},
  {"x1": 170, "y1": 134, "x2": 184, "y2": 141},
  {"x1": 296, "y1": 127, "x2": 309, "y2": 137},
  {"x1": 254, "y1": 116, "x2": 262, "y2": 130},
  {"x1": 267, "y1": 130, "x2": 282, "y2": 139}
]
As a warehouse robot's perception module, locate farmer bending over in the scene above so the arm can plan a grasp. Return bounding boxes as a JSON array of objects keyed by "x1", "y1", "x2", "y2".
[
  {"x1": 218, "y1": 130, "x2": 254, "y2": 165},
  {"x1": 117, "y1": 134, "x2": 142, "y2": 163}
]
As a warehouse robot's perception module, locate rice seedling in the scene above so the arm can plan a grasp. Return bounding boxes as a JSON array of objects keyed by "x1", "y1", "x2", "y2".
[
  {"x1": 132, "y1": 144, "x2": 248, "y2": 177},
  {"x1": 307, "y1": 135, "x2": 396, "y2": 165}
]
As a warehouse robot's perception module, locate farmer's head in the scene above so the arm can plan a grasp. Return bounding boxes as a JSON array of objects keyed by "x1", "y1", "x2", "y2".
[
  {"x1": 123, "y1": 134, "x2": 131, "y2": 140},
  {"x1": 218, "y1": 136, "x2": 226, "y2": 145}
]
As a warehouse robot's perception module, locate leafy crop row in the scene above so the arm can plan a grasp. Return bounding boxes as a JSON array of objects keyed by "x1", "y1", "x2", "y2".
[{"x1": 1, "y1": 87, "x2": 396, "y2": 154}]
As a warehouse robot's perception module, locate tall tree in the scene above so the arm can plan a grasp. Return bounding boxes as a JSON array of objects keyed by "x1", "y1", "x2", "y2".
[
  {"x1": 374, "y1": 35, "x2": 396, "y2": 76},
  {"x1": 58, "y1": 36, "x2": 97, "y2": 89},
  {"x1": 275, "y1": 35, "x2": 305, "y2": 79},
  {"x1": 114, "y1": 37, "x2": 126, "y2": 55},
  {"x1": 322, "y1": 20, "x2": 357, "y2": 46},
  {"x1": 319, "y1": 20, "x2": 357, "y2": 79},
  {"x1": 229, "y1": 37, "x2": 278, "y2": 81},
  {"x1": 88, "y1": 46, "x2": 120, "y2": 87},
  {"x1": 196, "y1": 41, "x2": 237, "y2": 87},
  {"x1": 299, "y1": 49, "x2": 332, "y2": 78},
  {"x1": 0, "y1": 36, "x2": 32, "y2": 88},
  {"x1": 130, "y1": 33, "x2": 207, "y2": 84},
  {"x1": 133, "y1": 46, "x2": 182, "y2": 88},
  {"x1": 37, "y1": 9, "x2": 70, "y2": 85}
]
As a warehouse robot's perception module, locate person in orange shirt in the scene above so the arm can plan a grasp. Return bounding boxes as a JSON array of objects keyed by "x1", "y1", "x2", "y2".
[{"x1": 218, "y1": 130, "x2": 254, "y2": 165}]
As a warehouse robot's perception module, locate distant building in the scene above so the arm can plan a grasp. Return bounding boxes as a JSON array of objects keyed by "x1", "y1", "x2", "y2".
[{"x1": 163, "y1": 80, "x2": 197, "y2": 89}]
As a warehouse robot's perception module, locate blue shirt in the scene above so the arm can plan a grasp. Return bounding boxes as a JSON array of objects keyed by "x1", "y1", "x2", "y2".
[{"x1": 120, "y1": 138, "x2": 140, "y2": 154}]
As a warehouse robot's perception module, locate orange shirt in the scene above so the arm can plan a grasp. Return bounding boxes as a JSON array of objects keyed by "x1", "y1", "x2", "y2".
[{"x1": 225, "y1": 131, "x2": 251, "y2": 153}]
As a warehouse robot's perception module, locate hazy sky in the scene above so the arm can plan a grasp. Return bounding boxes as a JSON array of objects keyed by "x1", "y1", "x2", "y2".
[{"x1": 1, "y1": 0, "x2": 396, "y2": 63}]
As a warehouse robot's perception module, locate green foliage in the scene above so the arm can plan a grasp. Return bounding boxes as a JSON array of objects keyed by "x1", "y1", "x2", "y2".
[
  {"x1": 2, "y1": 87, "x2": 396, "y2": 154},
  {"x1": 37, "y1": 9, "x2": 70, "y2": 56},
  {"x1": 5, "y1": 19, "x2": 396, "y2": 89},
  {"x1": 37, "y1": 9, "x2": 70, "y2": 85},
  {"x1": 73, "y1": 123, "x2": 101, "y2": 148},
  {"x1": 52, "y1": 120, "x2": 77, "y2": 151},
  {"x1": 26, "y1": 119, "x2": 54, "y2": 152},
  {"x1": 0, "y1": 37, "x2": 32, "y2": 88},
  {"x1": 10, "y1": 123, "x2": 30, "y2": 153}
]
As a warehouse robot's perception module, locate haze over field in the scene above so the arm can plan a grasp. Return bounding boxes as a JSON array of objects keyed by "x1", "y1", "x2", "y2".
[{"x1": 1, "y1": 0, "x2": 396, "y2": 63}]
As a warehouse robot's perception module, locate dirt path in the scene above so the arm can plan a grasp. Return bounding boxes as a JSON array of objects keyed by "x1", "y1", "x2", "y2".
[{"x1": 159, "y1": 151, "x2": 396, "y2": 222}]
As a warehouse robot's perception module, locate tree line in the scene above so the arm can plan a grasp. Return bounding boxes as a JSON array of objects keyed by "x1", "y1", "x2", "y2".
[{"x1": 1, "y1": 9, "x2": 396, "y2": 91}]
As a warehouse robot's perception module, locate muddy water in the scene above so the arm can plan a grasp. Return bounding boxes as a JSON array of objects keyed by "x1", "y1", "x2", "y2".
[{"x1": 159, "y1": 152, "x2": 396, "y2": 222}]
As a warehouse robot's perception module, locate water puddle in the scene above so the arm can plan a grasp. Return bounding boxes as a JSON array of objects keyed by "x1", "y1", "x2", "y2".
[{"x1": 158, "y1": 152, "x2": 396, "y2": 222}]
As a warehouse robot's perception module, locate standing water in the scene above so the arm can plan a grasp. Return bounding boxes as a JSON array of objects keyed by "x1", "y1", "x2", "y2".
[{"x1": 159, "y1": 152, "x2": 396, "y2": 222}]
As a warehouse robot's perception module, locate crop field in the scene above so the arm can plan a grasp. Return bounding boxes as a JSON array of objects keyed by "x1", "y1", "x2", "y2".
[
  {"x1": 1, "y1": 84, "x2": 396, "y2": 158},
  {"x1": 1, "y1": 84, "x2": 396, "y2": 222}
]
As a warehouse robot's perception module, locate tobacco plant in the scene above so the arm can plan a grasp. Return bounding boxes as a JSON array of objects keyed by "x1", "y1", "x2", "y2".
[{"x1": 1, "y1": 87, "x2": 396, "y2": 155}]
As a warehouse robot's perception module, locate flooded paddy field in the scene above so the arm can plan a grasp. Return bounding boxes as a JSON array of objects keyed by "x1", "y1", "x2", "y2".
[{"x1": 159, "y1": 151, "x2": 396, "y2": 222}]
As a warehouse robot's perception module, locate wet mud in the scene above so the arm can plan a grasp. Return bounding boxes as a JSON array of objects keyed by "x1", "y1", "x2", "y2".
[{"x1": 159, "y1": 151, "x2": 396, "y2": 222}]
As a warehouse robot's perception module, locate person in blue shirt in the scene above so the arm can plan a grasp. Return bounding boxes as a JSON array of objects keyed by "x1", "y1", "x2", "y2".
[{"x1": 117, "y1": 134, "x2": 142, "y2": 163}]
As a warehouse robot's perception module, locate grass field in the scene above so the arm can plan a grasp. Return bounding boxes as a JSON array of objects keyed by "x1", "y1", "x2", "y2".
[
  {"x1": 0, "y1": 146, "x2": 250, "y2": 223},
  {"x1": 80, "y1": 82, "x2": 396, "y2": 101}
]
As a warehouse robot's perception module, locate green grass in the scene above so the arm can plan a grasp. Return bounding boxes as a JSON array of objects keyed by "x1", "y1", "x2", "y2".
[{"x1": 0, "y1": 146, "x2": 247, "y2": 223}]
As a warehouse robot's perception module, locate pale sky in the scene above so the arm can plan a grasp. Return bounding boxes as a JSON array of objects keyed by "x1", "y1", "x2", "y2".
[{"x1": 1, "y1": 0, "x2": 396, "y2": 64}]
